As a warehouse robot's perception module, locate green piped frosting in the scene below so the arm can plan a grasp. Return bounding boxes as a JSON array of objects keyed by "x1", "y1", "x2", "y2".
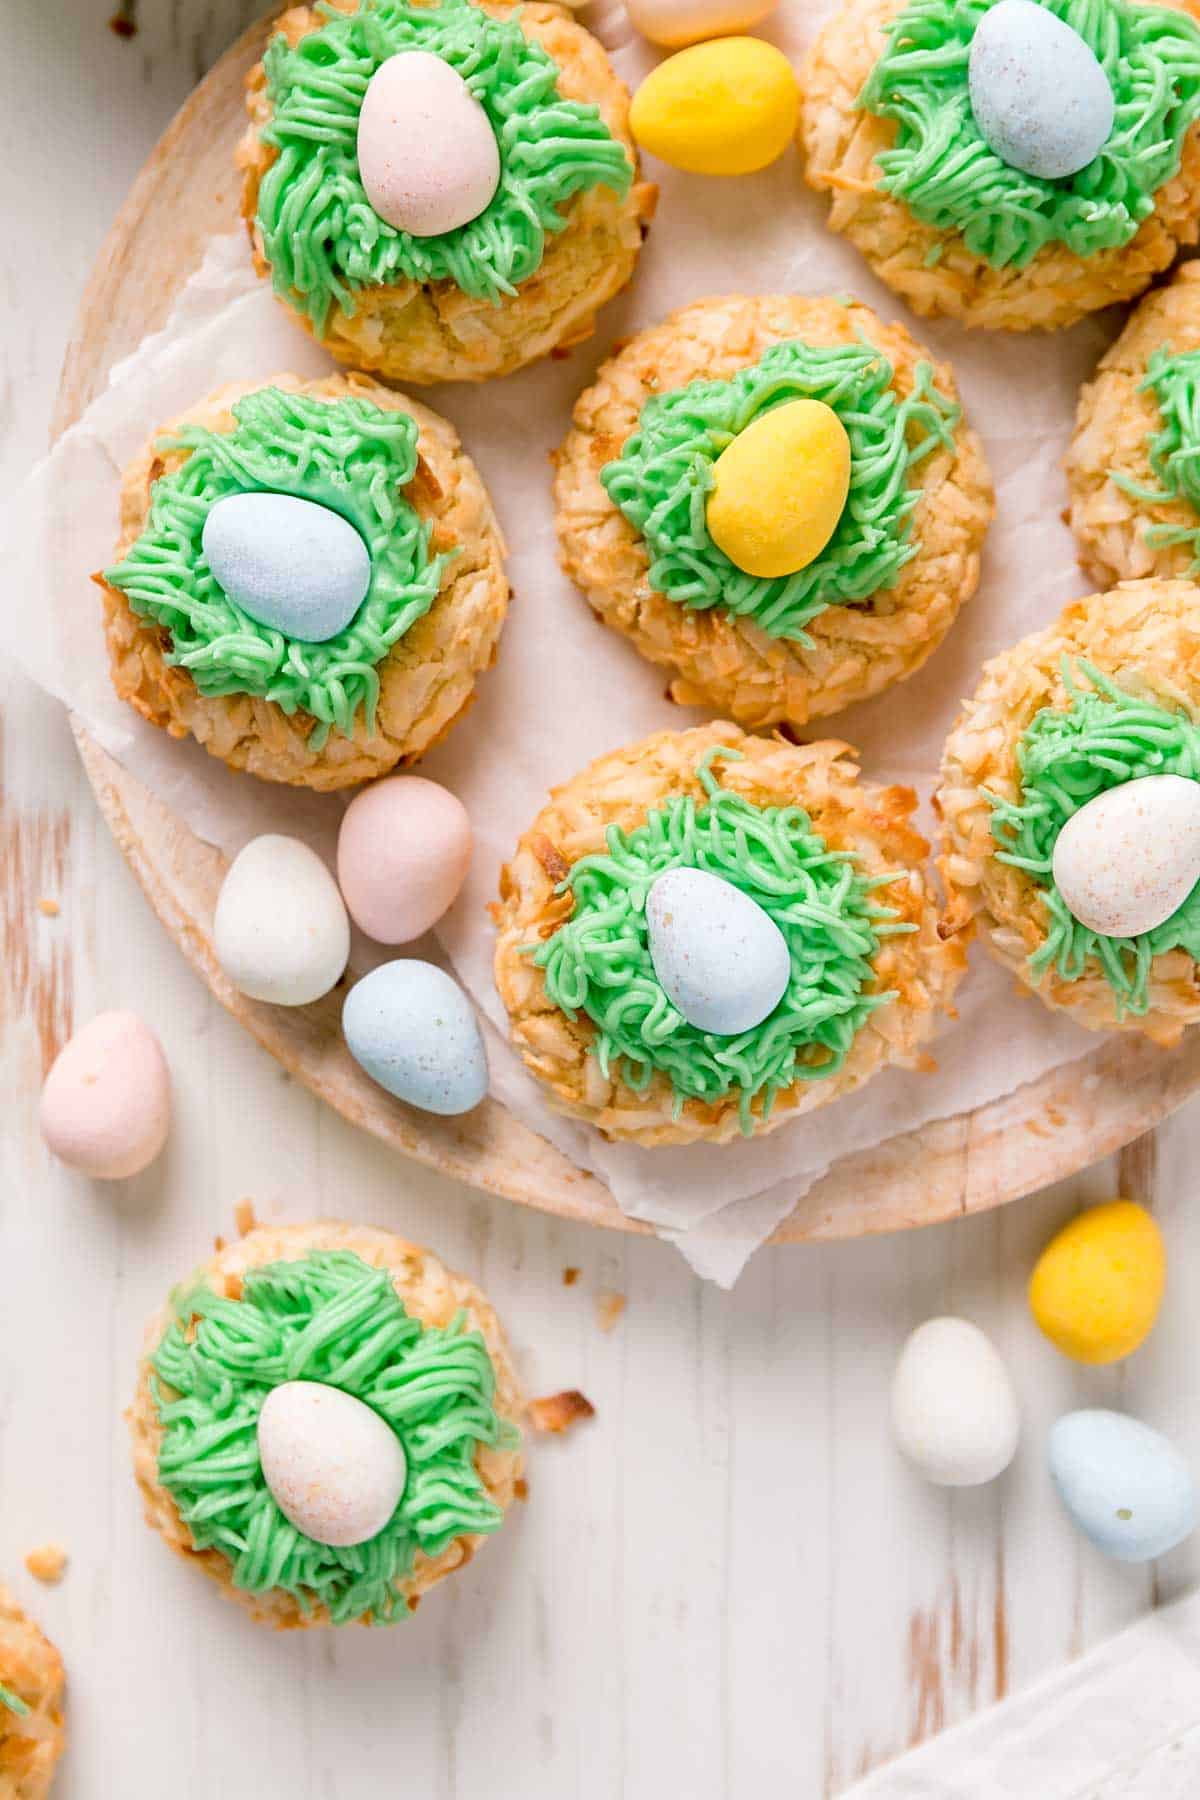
[
  {"x1": 104, "y1": 387, "x2": 449, "y2": 749},
  {"x1": 0, "y1": 1684, "x2": 29, "y2": 1717},
  {"x1": 151, "y1": 1250, "x2": 519, "y2": 1625},
  {"x1": 988, "y1": 661, "x2": 1200, "y2": 1013},
  {"x1": 533, "y1": 751, "x2": 910, "y2": 1129},
  {"x1": 600, "y1": 336, "x2": 958, "y2": 643},
  {"x1": 256, "y1": 0, "x2": 633, "y2": 331},
  {"x1": 1111, "y1": 345, "x2": 1200, "y2": 569},
  {"x1": 860, "y1": 0, "x2": 1200, "y2": 270}
]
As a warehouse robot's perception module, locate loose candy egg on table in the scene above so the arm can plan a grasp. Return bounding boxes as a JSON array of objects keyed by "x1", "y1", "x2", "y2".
[
  {"x1": 968, "y1": 0, "x2": 1114, "y2": 181},
  {"x1": 1051, "y1": 774, "x2": 1200, "y2": 939},
  {"x1": 706, "y1": 399, "x2": 851, "y2": 578},
  {"x1": 342, "y1": 960, "x2": 488, "y2": 1116},
  {"x1": 357, "y1": 50, "x2": 501, "y2": 238},
  {"x1": 337, "y1": 777, "x2": 472, "y2": 946},
  {"x1": 1049, "y1": 1409, "x2": 1196, "y2": 1562},
  {"x1": 257, "y1": 1380, "x2": 406, "y2": 1548},
  {"x1": 1029, "y1": 1201, "x2": 1165, "y2": 1365},
  {"x1": 891, "y1": 1317, "x2": 1020, "y2": 1487},
  {"x1": 629, "y1": 38, "x2": 800, "y2": 176},
  {"x1": 39, "y1": 1011, "x2": 170, "y2": 1180},
  {"x1": 214, "y1": 835, "x2": 350, "y2": 1008},
  {"x1": 646, "y1": 867, "x2": 790, "y2": 1036},
  {"x1": 201, "y1": 493, "x2": 371, "y2": 643},
  {"x1": 626, "y1": 0, "x2": 779, "y2": 50}
]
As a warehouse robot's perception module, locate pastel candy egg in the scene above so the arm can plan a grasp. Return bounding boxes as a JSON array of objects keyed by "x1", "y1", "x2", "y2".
[
  {"x1": 968, "y1": 0, "x2": 1114, "y2": 181},
  {"x1": 201, "y1": 493, "x2": 370, "y2": 643},
  {"x1": 357, "y1": 51, "x2": 501, "y2": 238},
  {"x1": 214, "y1": 835, "x2": 350, "y2": 1007},
  {"x1": 1029, "y1": 1200, "x2": 1165, "y2": 1365},
  {"x1": 343, "y1": 960, "x2": 488, "y2": 1115},
  {"x1": 337, "y1": 777, "x2": 472, "y2": 946},
  {"x1": 1049, "y1": 1409, "x2": 1196, "y2": 1562},
  {"x1": 646, "y1": 867, "x2": 790, "y2": 1035},
  {"x1": 629, "y1": 38, "x2": 799, "y2": 176},
  {"x1": 891, "y1": 1318, "x2": 1020, "y2": 1487},
  {"x1": 39, "y1": 1011, "x2": 170, "y2": 1180},
  {"x1": 1051, "y1": 774, "x2": 1200, "y2": 938},
  {"x1": 626, "y1": 0, "x2": 779, "y2": 50},
  {"x1": 706, "y1": 399, "x2": 851, "y2": 579},
  {"x1": 258, "y1": 1381, "x2": 406, "y2": 1548}
]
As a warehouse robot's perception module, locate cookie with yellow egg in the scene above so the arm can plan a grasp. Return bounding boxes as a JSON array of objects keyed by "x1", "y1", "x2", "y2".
[
  {"x1": 0, "y1": 1584, "x2": 66, "y2": 1800},
  {"x1": 799, "y1": 0, "x2": 1200, "y2": 332},
  {"x1": 553, "y1": 293, "x2": 992, "y2": 729}
]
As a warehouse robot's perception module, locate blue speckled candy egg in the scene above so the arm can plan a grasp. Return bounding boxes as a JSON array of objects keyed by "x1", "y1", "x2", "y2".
[
  {"x1": 1049, "y1": 1409, "x2": 1197, "y2": 1562},
  {"x1": 201, "y1": 492, "x2": 371, "y2": 643},
  {"x1": 646, "y1": 867, "x2": 790, "y2": 1036},
  {"x1": 968, "y1": 0, "x2": 1115, "y2": 181},
  {"x1": 342, "y1": 960, "x2": 488, "y2": 1116}
]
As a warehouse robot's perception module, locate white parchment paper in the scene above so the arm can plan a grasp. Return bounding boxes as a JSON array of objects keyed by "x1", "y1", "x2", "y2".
[{"x1": 0, "y1": 0, "x2": 1123, "y2": 1282}]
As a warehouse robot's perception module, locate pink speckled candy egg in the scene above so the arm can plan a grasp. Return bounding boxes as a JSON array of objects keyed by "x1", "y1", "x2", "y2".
[
  {"x1": 39, "y1": 1011, "x2": 170, "y2": 1180},
  {"x1": 257, "y1": 1381, "x2": 407, "y2": 1548},
  {"x1": 1051, "y1": 774, "x2": 1200, "y2": 938},
  {"x1": 356, "y1": 50, "x2": 501, "y2": 239},
  {"x1": 337, "y1": 776, "x2": 472, "y2": 945}
]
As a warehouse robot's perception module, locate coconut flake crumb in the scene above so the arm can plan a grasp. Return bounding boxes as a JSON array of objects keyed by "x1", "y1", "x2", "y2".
[
  {"x1": 596, "y1": 1290, "x2": 626, "y2": 1333},
  {"x1": 528, "y1": 1390, "x2": 595, "y2": 1435},
  {"x1": 24, "y1": 1544, "x2": 67, "y2": 1585}
]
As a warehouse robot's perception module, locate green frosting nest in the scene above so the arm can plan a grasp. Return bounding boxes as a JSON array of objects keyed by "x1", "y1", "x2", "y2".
[
  {"x1": 152, "y1": 1250, "x2": 519, "y2": 1625},
  {"x1": 256, "y1": 0, "x2": 633, "y2": 332},
  {"x1": 1111, "y1": 345, "x2": 1200, "y2": 570},
  {"x1": 533, "y1": 751, "x2": 910, "y2": 1129},
  {"x1": 860, "y1": 0, "x2": 1200, "y2": 271},
  {"x1": 988, "y1": 661, "x2": 1200, "y2": 1013},
  {"x1": 0, "y1": 1684, "x2": 29, "y2": 1718},
  {"x1": 104, "y1": 387, "x2": 449, "y2": 749},
  {"x1": 600, "y1": 336, "x2": 959, "y2": 643}
]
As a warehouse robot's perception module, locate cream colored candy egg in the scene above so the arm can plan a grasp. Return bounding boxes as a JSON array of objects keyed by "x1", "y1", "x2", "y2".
[
  {"x1": 357, "y1": 50, "x2": 501, "y2": 238},
  {"x1": 1051, "y1": 774, "x2": 1200, "y2": 938},
  {"x1": 891, "y1": 1318, "x2": 1020, "y2": 1487},
  {"x1": 629, "y1": 38, "x2": 799, "y2": 176},
  {"x1": 214, "y1": 835, "x2": 350, "y2": 1007},
  {"x1": 706, "y1": 398, "x2": 851, "y2": 578},
  {"x1": 39, "y1": 1011, "x2": 170, "y2": 1180},
  {"x1": 258, "y1": 1381, "x2": 407, "y2": 1548},
  {"x1": 627, "y1": 0, "x2": 779, "y2": 50},
  {"x1": 337, "y1": 776, "x2": 472, "y2": 946}
]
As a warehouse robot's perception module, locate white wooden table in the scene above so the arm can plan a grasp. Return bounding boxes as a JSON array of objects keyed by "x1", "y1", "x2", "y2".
[{"x1": 2, "y1": 4, "x2": 1198, "y2": 1794}]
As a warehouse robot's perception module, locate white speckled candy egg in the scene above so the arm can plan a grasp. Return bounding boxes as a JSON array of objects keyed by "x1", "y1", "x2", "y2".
[
  {"x1": 626, "y1": 0, "x2": 778, "y2": 49},
  {"x1": 202, "y1": 493, "x2": 371, "y2": 642},
  {"x1": 1051, "y1": 774, "x2": 1200, "y2": 938},
  {"x1": 968, "y1": 0, "x2": 1114, "y2": 180},
  {"x1": 342, "y1": 960, "x2": 488, "y2": 1115},
  {"x1": 214, "y1": 835, "x2": 350, "y2": 1007},
  {"x1": 258, "y1": 1380, "x2": 406, "y2": 1548},
  {"x1": 337, "y1": 777, "x2": 472, "y2": 946},
  {"x1": 891, "y1": 1318, "x2": 1020, "y2": 1487},
  {"x1": 357, "y1": 51, "x2": 501, "y2": 238},
  {"x1": 1049, "y1": 1409, "x2": 1196, "y2": 1562},
  {"x1": 646, "y1": 867, "x2": 790, "y2": 1036},
  {"x1": 39, "y1": 1011, "x2": 170, "y2": 1180}
]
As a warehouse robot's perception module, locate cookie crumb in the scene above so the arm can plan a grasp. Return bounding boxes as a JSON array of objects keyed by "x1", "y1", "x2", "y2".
[
  {"x1": 514, "y1": 1477, "x2": 529, "y2": 1501},
  {"x1": 562, "y1": 1267, "x2": 580, "y2": 1287},
  {"x1": 37, "y1": 898, "x2": 60, "y2": 918},
  {"x1": 529, "y1": 1390, "x2": 595, "y2": 1435},
  {"x1": 596, "y1": 1290, "x2": 626, "y2": 1333},
  {"x1": 213, "y1": 1235, "x2": 227, "y2": 1253},
  {"x1": 234, "y1": 1199, "x2": 257, "y2": 1238},
  {"x1": 24, "y1": 1544, "x2": 67, "y2": 1585}
]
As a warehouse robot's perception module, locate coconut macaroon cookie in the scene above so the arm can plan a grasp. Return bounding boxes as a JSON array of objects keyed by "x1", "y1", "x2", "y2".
[
  {"x1": 128, "y1": 1223, "x2": 524, "y2": 1629},
  {"x1": 0, "y1": 1584, "x2": 66, "y2": 1800},
  {"x1": 99, "y1": 372, "x2": 508, "y2": 790},
  {"x1": 1067, "y1": 262, "x2": 1200, "y2": 587},
  {"x1": 238, "y1": 0, "x2": 655, "y2": 385},
  {"x1": 938, "y1": 580, "x2": 1200, "y2": 1042},
  {"x1": 799, "y1": 0, "x2": 1200, "y2": 333},
  {"x1": 554, "y1": 294, "x2": 991, "y2": 730},
  {"x1": 494, "y1": 722, "x2": 966, "y2": 1146}
]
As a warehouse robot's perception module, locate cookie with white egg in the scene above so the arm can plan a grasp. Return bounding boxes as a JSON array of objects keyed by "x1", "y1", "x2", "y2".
[
  {"x1": 1066, "y1": 261, "x2": 1200, "y2": 588},
  {"x1": 493, "y1": 720, "x2": 967, "y2": 1147},
  {"x1": 128, "y1": 1222, "x2": 525, "y2": 1629},
  {"x1": 99, "y1": 371, "x2": 508, "y2": 790},
  {"x1": 937, "y1": 579, "x2": 1200, "y2": 1042},
  {"x1": 237, "y1": 0, "x2": 655, "y2": 385},
  {"x1": 0, "y1": 1583, "x2": 66, "y2": 1800},
  {"x1": 553, "y1": 293, "x2": 992, "y2": 730},
  {"x1": 799, "y1": 0, "x2": 1200, "y2": 333}
]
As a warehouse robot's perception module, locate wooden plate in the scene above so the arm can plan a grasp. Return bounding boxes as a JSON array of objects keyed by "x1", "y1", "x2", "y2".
[{"x1": 53, "y1": 14, "x2": 1197, "y2": 1242}]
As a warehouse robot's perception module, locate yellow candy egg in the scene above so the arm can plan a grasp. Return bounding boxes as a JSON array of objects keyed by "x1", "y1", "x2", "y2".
[
  {"x1": 706, "y1": 399, "x2": 851, "y2": 578},
  {"x1": 629, "y1": 38, "x2": 800, "y2": 176},
  {"x1": 1028, "y1": 1200, "x2": 1165, "y2": 1365}
]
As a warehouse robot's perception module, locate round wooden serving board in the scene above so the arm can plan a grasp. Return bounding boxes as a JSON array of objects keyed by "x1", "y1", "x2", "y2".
[{"x1": 52, "y1": 11, "x2": 1200, "y2": 1241}]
